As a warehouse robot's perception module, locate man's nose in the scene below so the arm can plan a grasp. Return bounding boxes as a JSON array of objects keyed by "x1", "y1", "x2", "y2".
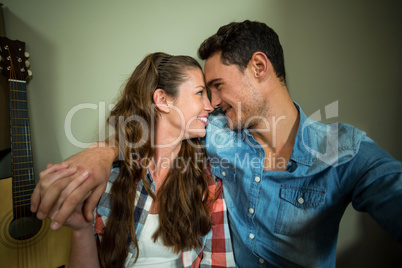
[{"x1": 210, "y1": 92, "x2": 222, "y2": 109}]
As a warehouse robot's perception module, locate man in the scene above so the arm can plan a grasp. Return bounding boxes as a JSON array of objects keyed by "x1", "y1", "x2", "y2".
[{"x1": 32, "y1": 20, "x2": 402, "y2": 267}]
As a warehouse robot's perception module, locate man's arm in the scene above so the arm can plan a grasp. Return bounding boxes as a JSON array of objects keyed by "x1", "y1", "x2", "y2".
[
  {"x1": 343, "y1": 136, "x2": 402, "y2": 243},
  {"x1": 30, "y1": 140, "x2": 118, "y2": 230}
]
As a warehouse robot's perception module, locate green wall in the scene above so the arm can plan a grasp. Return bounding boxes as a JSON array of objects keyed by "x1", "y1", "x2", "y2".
[{"x1": 2, "y1": 0, "x2": 401, "y2": 266}]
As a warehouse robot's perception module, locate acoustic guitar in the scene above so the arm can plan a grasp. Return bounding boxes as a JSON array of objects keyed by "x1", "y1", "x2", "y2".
[{"x1": 0, "y1": 37, "x2": 71, "y2": 268}]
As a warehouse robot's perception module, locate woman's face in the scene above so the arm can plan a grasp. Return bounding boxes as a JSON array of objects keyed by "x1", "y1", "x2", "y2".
[{"x1": 169, "y1": 68, "x2": 213, "y2": 140}]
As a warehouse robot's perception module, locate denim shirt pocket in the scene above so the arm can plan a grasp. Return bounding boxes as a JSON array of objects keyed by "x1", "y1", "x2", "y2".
[{"x1": 275, "y1": 186, "x2": 326, "y2": 236}]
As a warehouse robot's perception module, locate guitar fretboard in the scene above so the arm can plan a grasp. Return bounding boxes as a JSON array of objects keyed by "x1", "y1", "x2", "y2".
[{"x1": 10, "y1": 80, "x2": 35, "y2": 218}]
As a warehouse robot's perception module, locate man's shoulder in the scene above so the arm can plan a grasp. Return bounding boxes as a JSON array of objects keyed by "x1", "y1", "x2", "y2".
[
  {"x1": 309, "y1": 121, "x2": 366, "y2": 148},
  {"x1": 299, "y1": 118, "x2": 368, "y2": 168}
]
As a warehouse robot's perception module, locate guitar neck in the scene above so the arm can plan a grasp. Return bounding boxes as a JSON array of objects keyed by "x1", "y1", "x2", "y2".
[{"x1": 9, "y1": 80, "x2": 35, "y2": 218}]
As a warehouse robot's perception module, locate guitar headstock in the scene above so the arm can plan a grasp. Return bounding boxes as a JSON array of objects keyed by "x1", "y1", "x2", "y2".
[{"x1": 0, "y1": 37, "x2": 32, "y2": 81}]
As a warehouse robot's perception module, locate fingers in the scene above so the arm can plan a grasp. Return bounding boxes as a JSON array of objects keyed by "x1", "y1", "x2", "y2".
[
  {"x1": 33, "y1": 166, "x2": 78, "y2": 217},
  {"x1": 31, "y1": 163, "x2": 72, "y2": 213},
  {"x1": 50, "y1": 176, "x2": 100, "y2": 230},
  {"x1": 31, "y1": 184, "x2": 42, "y2": 213},
  {"x1": 83, "y1": 183, "x2": 107, "y2": 221},
  {"x1": 42, "y1": 163, "x2": 69, "y2": 177},
  {"x1": 48, "y1": 171, "x2": 89, "y2": 222}
]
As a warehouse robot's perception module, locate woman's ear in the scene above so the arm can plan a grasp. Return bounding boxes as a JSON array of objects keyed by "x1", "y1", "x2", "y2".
[{"x1": 153, "y1": 89, "x2": 170, "y2": 113}]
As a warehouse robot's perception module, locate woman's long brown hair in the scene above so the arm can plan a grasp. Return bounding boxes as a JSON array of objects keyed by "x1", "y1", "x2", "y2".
[{"x1": 99, "y1": 52, "x2": 212, "y2": 267}]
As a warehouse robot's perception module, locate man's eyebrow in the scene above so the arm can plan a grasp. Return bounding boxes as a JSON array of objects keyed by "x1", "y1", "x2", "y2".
[{"x1": 206, "y1": 78, "x2": 222, "y2": 88}]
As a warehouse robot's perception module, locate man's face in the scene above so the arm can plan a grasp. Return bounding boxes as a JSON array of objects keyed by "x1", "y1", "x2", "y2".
[{"x1": 204, "y1": 52, "x2": 264, "y2": 130}]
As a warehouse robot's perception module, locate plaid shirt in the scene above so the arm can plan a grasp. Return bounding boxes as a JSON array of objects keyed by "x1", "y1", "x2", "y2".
[{"x1": 93, "y1": 166, "x2": 235, "y2": 268}]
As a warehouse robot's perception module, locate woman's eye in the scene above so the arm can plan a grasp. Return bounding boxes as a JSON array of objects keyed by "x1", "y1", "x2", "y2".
[{"x1": 197, "y1": 90, "x2": 203, "y2": 95}]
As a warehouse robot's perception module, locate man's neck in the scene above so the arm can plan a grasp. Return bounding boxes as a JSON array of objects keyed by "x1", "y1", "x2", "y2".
[{"x1": 249, "y1": 97, "x2": 299, "y2": 171}]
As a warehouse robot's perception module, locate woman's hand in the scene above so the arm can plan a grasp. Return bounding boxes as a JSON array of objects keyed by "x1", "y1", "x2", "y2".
[
  {"x1": 62, "y1": 195, "x2": 92, "y2": 231},
  {"x1": 31, "y1": 141, "x2": 117, "y2": 230}
]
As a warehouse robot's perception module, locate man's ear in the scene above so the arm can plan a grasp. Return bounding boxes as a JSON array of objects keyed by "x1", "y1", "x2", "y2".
[
  {"x1": 250, "y1": 52, "x2": 271, "y2": 81},
  {"x1": 153, "y1": 89, "x2": 170, "y2": 113}
]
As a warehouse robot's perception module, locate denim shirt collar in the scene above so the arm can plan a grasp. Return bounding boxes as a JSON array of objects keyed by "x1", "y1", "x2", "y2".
[
  {"x1": 208, "y1": 101, "x2": 365, "y2": 173},
  {"x1": 240, "y1": 102, "x2": 364, "y2": 169},
  {"x1": 289, "y1": 102, "x2": 314, "y2": 167},
  {"x1": 238, "y1": 102, "x2": 313, "y2": 166}
]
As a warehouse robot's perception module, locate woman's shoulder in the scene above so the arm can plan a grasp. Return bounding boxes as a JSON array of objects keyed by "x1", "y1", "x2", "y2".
[
  {"x1": 95, "y1": 165, "x2": 121, "y2": 217},
  {"x1": 109, "y1": 163, "x2": 121, "y2": 184}
]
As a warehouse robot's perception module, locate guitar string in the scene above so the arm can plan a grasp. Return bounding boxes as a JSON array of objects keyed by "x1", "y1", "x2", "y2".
[
  {"x1": 19, "y1": 48, "x2": 31, "y2": 268},
  {"x1": 9, "y1": 47, "x2": 23, "y2": 267},
  {"x1": 7, "y1": 42, "x2": 52, "y2": 267},
  {"x1": 18, "y1": 47, "x2": 31, "y2": 268},
  {"x1": 8, "y1": 47, "x2": 18, "y2": 266},
  {"x1": 20, "y1": 47, "x2": 38, "y2": 268},
  {"x1": 18, "y1": 47, "x2": 29, "y2": 267},
  {"x1": 8, "y1": 48, "x2": 20, "y2": 267},
  {"x1": 9, "y1": 45, "x2": 30, "y2": 267}
]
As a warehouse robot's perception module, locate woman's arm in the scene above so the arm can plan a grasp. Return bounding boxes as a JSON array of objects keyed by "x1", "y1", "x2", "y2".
[
  {"x1": 63, "y1": 197, "x2": 101, "y2": 268},
  {"x1": 69, "y1": 225, "x2": 100, "y2": 268}
]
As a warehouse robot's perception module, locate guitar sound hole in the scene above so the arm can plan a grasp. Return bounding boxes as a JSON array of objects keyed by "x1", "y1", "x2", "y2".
[{"x1": 8, "y1": 216, "x2": 42, "y2": 240}]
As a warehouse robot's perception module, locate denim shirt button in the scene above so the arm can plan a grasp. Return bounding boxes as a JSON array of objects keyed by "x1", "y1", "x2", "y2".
[
  {"x1": 259, "y1": 258, "x2": 265, "y2": 264},
  {"x1": 249, "y1": 233, "x2": 255, "y2": 239},
  {"x1": 222, "y1": 171, "x2": 226, "y2": 176},
  {"x1": 255, "y1": 176, "x2": 261, "y2": 183},
  {"x1": 298, "y1": 197, "x2": 305, "y2": 204},
  {"x1": 249, "y1": 208, "x2": 254, "y2": 214}
]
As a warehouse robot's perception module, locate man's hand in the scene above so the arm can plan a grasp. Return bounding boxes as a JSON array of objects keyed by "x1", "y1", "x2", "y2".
[{"x1": 31, "y1": 141, "x2": 117, "y2": 230}]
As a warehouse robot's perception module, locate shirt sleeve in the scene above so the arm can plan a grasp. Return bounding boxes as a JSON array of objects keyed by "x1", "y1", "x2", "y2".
[
  {"x1": 345, "y1": 136, "x2": 402, "y2": 243},
  {"x1": 199, "y1": 172, "x2": 236, "y2": 268},
  {"x1": 93, "y1": 211, "x2": 105, "y2": 253}
]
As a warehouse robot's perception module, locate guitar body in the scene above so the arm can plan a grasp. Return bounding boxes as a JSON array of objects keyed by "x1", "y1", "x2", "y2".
[{"x1": 0, "y1": 178, "x2": 72, "y2": 268}]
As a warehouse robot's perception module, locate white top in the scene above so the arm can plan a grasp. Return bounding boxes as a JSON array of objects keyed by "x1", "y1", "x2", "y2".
[{"x1": 133, "y1": 214, "x2": 182, "y2": 267}]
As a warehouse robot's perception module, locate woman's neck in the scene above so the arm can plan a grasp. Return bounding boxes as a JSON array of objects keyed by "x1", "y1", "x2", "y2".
[{"x1": 149, "y1": 122, "x2": 183, "y2": 184}]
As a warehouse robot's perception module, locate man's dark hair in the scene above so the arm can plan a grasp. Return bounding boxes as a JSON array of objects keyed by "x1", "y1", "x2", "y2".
[{"x1": 198, "y1": 20, "x2": 286, "y2": 84}]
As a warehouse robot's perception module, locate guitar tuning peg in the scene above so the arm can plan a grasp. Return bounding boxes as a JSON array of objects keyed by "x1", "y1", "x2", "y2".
[
  {"x1": 25, "y1": 61, "x2": 30, "y2": 68},
  {"x1": 27, "y1": 69, "x2": 33, "y2": 77},
  {"x1": 25, "y1": 51, "x2": 30, "y2": 58}
]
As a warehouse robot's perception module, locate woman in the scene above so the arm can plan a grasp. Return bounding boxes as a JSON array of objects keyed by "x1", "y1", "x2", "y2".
[{"x1": 65, "y1": 52, "x2": 234, "y2": 268}]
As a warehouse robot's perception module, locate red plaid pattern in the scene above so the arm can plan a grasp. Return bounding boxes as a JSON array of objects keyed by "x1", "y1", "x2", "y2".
[{"x1": 93, "y1": 167, "x2": 235, "y2": 267}]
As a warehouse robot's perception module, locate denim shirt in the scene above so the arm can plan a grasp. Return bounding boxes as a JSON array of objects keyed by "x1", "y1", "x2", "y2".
[{"x1": 204, "y1": 103, "x2": 402, "y2": 268}]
